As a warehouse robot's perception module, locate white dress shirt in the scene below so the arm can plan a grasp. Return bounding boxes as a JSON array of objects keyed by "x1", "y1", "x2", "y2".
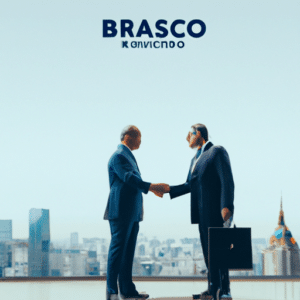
[{"x1": 191, "y1": 140, "x2": 210, "y2": 173}]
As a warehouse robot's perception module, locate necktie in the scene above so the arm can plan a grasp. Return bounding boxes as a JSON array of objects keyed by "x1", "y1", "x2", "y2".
[
  {"x1": 196, "y1": 149, "x2": 202, "y2": 159},
  {"x1": 191, "y1": 148, "x2": 203, "y2": 173}
]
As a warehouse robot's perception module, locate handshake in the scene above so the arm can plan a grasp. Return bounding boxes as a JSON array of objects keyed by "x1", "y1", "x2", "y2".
[{"x1": 149, "y1": 183, "x2": 170, "y2": 198}]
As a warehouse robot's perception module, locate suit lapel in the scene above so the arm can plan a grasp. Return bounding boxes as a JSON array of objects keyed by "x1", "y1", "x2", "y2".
[
  {"x1": 191, "y1": 142, "x2": 213, "y2": 176},
  {"x1": 132, "y1": 157, "x2": 141, "y2": 174},
  {"x1": 203, "y1": 141, "x2": 213, "y2": 151},
  {"x1": 187, "y1": 157, "x2": 196, "y2": 181}
]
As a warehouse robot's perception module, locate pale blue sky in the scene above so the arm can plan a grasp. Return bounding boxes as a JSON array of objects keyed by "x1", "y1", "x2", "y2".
[{"x1": 0, "y1": 0, "x2": 299, "y2": 243}]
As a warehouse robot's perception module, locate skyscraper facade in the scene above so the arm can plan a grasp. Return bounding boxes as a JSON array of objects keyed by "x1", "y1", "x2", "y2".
[
  {"x1": 28, "y1": 209, "x2": 50, "y2": 277},
  {"x1": 263, "y1": 198, "x2": 300, "y2": 276},
  {"x1": 70, "y1": 232, "x2": 79, "y2": 248},
  {"x1": 252, "y1": 238, "x2": 267, "y2": 275},
  {"x1": 0, "y1": 220, "x2": 12, "y2": 242}
]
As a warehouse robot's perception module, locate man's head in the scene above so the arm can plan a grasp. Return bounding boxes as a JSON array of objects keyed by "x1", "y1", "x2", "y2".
[
  {"x1": 120, "y1": 125, "x2": 141, "y2": 151},
  {"x1": 186, "y1": 123, "x2": 208, "y2": 149}
]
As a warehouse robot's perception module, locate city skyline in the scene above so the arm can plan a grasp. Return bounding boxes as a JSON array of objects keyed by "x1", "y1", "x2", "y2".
[
  {"x1": 1, "y1": 203, "x2": 299, "y2": 278},
  {"x1": 1, "y1": 202, "x2": 298, "y2": 250},
  {"x1": 2, "y1": 194, "x2": 299, "y2": 243},
  {"x1": 0, "y1": 215, "x2": 270, "y2": 278}
]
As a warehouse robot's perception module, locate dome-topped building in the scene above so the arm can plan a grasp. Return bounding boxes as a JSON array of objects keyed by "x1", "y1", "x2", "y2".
[
  {"x1": 269, "y1": 199, "x2": 297, "y2": 248},
  {"x1": 263, "y1": 197, "x2": 300, "y2": 275}
]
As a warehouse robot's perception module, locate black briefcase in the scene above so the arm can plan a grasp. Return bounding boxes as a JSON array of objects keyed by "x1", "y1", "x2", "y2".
[{"x1": 208, "y1": 226, "x2": 253, "y2": 270}]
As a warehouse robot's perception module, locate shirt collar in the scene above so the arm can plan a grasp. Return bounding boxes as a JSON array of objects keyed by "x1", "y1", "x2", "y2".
[
  {"x1": 197, "y1": 140, "x2": 210, "y2": 156},
  {"x1": 120, "y1": 143, "x2": 133, "y2": 154}
]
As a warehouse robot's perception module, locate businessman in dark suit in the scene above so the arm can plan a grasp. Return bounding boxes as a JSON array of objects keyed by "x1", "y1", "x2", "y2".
[
  {"x1": 104, "y1": 125, "x2": 169, "y2": 300},
  {"x1": 168, "y1": 124, "x2": 234, "y2": 300}
]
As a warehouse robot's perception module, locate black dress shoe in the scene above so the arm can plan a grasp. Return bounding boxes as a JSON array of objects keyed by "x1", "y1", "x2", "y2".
[
  {"x1": 106, "y1": 293, "x2": 120, "y2": 300},
  {"x1": 216, "y1": 289, "x2": 232, "y2": 300},
  {"x1": 120, "y1": 292, "x2": 149, "y2": 299},
  {"x1": 193, "y1": 290, "x2": 214, "y2": 299}
]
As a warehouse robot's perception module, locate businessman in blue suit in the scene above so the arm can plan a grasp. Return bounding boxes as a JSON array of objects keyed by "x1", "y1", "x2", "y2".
[
  {"x1": 166, "y1": 124, "x2": 234, "y2": 300},
  {"x1": 104, "y1": 125, "x2": 169, "y2": 300}
]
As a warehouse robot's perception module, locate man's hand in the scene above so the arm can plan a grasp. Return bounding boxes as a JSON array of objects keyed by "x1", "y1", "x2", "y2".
[
  {"x1": 221, "y1": 207, "x2": 232, "y2": 222},
  {"x1": 149, "y1": 183, "x2": 170, "y2": 198}
]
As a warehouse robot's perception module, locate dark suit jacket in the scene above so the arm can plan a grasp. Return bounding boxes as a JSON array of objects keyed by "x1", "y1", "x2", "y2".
[
  {"x1": 104, "y1": 144, "x2": 151, "y2": 222},
  {"x1": 170, "y1": 142, "x2": 234, "y2": 226}
]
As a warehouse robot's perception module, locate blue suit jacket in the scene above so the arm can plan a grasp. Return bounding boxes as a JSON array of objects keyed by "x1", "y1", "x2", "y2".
[
  {"x1": 170, "y1": 142, "x2": 234, "y2": 226},
  {"x1": 103, "y1": 144, "x2": 151, "y2": 222}
]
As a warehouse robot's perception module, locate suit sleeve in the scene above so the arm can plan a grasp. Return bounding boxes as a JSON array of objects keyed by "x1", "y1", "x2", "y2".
[
  {"x1": 213, "y1": 147, "x2": 234, "y2": 214},
  {"x1": 169, "y1": 182, "x2": 191, "y2": 199},
  {"x1": 169, "y1": 165, "x2": 192, "y2": 199},
  {"x1": 112, "y1": 154, "x2": 151, "y2": 194}
]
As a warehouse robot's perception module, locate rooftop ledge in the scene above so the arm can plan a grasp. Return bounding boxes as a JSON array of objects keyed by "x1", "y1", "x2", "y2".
[
  {"x1": 1, "y1": 275, "x2": 300, "y2": 282},
  {"x1": 1, "y1": 276, "x2": 300, "y2": 300}
]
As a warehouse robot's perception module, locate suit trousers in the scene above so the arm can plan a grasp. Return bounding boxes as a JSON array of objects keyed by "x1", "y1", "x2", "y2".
[
  {"x1": 198, "y1": 224, "x2": 230, "y2": 294},
  {"x1": 107, "y1": 219, "x2": 139, "y2": 296}
]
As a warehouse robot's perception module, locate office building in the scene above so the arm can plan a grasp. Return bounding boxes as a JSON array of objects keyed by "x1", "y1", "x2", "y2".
[
  {"x1": 28, "y1": 209, "x2": 50, "y2": 277},
  {"x1": 13, "y1": 241, "x2": 29, "y2": 277},
  {"x1": 49, "y1": 249, "x2": 64, "y2": 276},
  {"x1": 0, "y1": 242, "x2": 8, "y2": 277},
  {"x1": 70, "y1": 232, "x2": 79, "y2": 248},
  {"x1": 263, "y1": 198, "x2": 300, "y2": 275},
  {"x1": 86, "y1": 250, "x2": 100, "y2": 276},
  {"x1": 64, "y1": 249, "x2": 86, "y2": 276},
  {"x1": 0, "y1": 220, "x2": 12, "y2": 242},
  {"x1": 252, "y1": 238, "x2": 267, "y2": 276}
]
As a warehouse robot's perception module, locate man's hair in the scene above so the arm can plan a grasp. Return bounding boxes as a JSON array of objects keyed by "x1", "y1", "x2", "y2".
[
  {"x1": 120, "y1": 125, "x2": 140, "y2": 141},
  {"x1": 192, "y1": 123, "x2": 208, "y2": 142}
]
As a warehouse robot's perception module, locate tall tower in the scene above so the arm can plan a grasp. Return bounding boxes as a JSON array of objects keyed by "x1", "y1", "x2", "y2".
[
  {"x1": 28, "y1": 209, "x2": 50, "y2": 277},
  {"x1": 0, "y1": 220, "x2": 12, "y2": 242},
  {"x1": 263, "y1": 197, "x2": 300, "y2": 275}
]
